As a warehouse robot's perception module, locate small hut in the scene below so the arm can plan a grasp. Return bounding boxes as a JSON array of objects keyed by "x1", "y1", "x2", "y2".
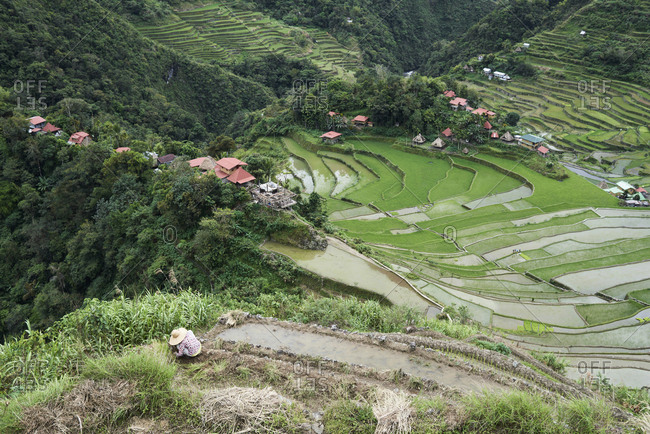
[
  {"x1": 441, "y1": 128, "x2": 453, "y2": 138},
  {"x1": 597, "y1": 181, "x2": 609, "y2": 190},
  {"x1": 412, "y1": 133, "x2": 426, "y2": 146},
  {"x1": 500, "y1": 131, "x2": 515, "y2": 142},
  {"x1": 483, "y1": 121, "x2": 493, "y2": 130},
  {"x1": 320, "y1": 131, "x2": 342, "y2": 144},
  {"x1": 490, "y1": 131, "x2": 499, "y2": 139},
  {"x1": 462, "y1": 147, "x2": 469, "y2": 155},
  {"x1": 431, "y1": 138, "x2": 447, "y2": 150}
]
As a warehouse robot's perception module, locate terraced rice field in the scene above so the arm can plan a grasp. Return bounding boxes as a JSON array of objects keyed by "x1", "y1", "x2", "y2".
[
  {"x1": 136, "y1": 1, "x2": 361, "y2": 76},
  {"x1": 460, "y1": 12, "x2": 650, "y2": 153},
  {"x1": 269, "y1": 133, "x2": 649, "y2": 387}
]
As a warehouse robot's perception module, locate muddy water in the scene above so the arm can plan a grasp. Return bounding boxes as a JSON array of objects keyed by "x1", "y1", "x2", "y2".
[
  {"x1": 218, "y1": 323, "x2": 500, "y2": 393},
  {"x1": 262, "y1": 239, "x2": 439, "y2": 315},
  {"x1": 463, "y1": 185, "x2": 533, "y2": 210},
  {"x1": 289, "y1": 157, "x2": 314, "y2": 193}
]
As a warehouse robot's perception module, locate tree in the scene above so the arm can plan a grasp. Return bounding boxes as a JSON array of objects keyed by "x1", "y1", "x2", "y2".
[
  {"x1": 207, "y1": 135, "x2": 236, "y2": 156},
  {"x1": 505, "y1": 112, "x2": 520, "y2": 126}
]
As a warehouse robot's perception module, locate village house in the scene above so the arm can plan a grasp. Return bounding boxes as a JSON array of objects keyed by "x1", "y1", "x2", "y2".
[
  {"x1": 500, "y1": 131, "x2": 515, "y2": 142},
  {"x1": 41, "y1": 123, "x2": 62, "y2": 136},
  {"x1": 214, "y1": 157, "x2": 256, "y2": 186},
  {"x1": 519, "y1": 133, "x2": 545, "y2": 150},
  {"x1": 157, "y1": 154, "x2": 177, "y2": 165},
  {"x1": 537, "y1": 145, "x2": 549, "y2": 157},
  {"x1": 188, "y1": 156, "x2": 218, "y2": 172},
  {"x1": 443, "y1": 90, "x2": 456, "y2": 98},
  {"x1": 490, "y1": 131, "x2": 499, "y2": 140},
  {"x1": 431, "y1": 137, "x2": 447, "y2": 150},
  {"x1": 483, "y1": 121, "x2": 493, "y2": 130},
  {"x1": 327, "y1": 111, "x2": 339, "y2": 117},
  {"x1": 412, "y1": 133, "x2": 426, "y2": 146},
  {"x1": 27, "y1": 116, "x2": 46, "y2": 132},
  {"x1": 320, "y1": 131, "x2": 342, "y2": 144},
  {"x1": 465, "y1": 106, "x2": 474, "y2": 112},
  {"x1": 441, "y1": 128, "x2": 453, "y2": 139},
  {"x1": 68, "y1": 131, "x2": 91, "y2": 146},
  {"x1": 115, "y1": 147, "x2": 131, "y2": 153},
  {"x1": 616, "y1": 181, "x2": 636, "y2": 195},
  {"x1": 449, "y1": 97, "x2": 467, "y2": 111},
  {"x1": 352, "y1": 115, "x2": 370, "y2": 127}
]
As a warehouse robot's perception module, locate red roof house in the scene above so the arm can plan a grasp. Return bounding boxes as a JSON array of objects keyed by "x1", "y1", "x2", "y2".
[
  {"x1": 41, "y1": 123, "x2": 62, "y2": 136},
  {"x1": 483, "y1": 121, "x2": 493, "y2": 130},
  {"x1": 636, "y1": 187, "x2": 647, "y2": 194},
  {"x1": 328, "y1": 111, "x2": 339, "y2": 117},
  {"x1": 216, "y1": 157, "x2": 248, "y2": 171},
  {"x1": 210, "y1": 157, "x2": 255, "y2": 185},
  {"x1": 490, "y1": 131, "x2": 499, "y2": 139},
  {"x1": 441, "y1": 128, "x2": 453, "y2": 138},
  {"x1": 537, "y1": 145, "x2": 549, "y2": 157},
  {"x1": 449, "y1": 98, "x2": 467, "y2": 110},
  {"x1": 115, "y1": 147, "x2": 131, "y2": 153},
  {"x1": 227, "y1": 167, "x2": 256, "y2": 185},
  {"x1": 443, "y1": 90, "x2": 456, "y2": 98},
  {"x1": 27, "y1": 116, "x2": 46, "y2": 130},
  {"x1": 68, "y1": 131, "x2": 91, "y2": 145},
  {"x1": 188, "y1": 157, "x2": 207, "y2": 168},
  {"x1": 472, "y1": 108, "x2": 488, "y2": 116},
  {"x1": 321, "y1": 131, "x2": 342, "y2": 143},
  {"x1": 352, "y1": 115, "x2": 369, "y2": 126}
]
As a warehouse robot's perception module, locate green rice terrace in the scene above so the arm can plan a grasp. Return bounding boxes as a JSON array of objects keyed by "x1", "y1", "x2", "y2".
[
  {"x1": 135, "y1": 1, "x2": 361, "y2": 77},
  {"x1": 263, "y1": 131, "x2": 650, "y2": 388},
  {"x1": 459, "y1": 1, "x2": 650, "y2": 154}
]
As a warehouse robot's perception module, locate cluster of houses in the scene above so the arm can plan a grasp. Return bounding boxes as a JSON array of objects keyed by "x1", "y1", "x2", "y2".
[
  {"x1": 27, "y1": 115, "x2": 92, "y2": 146},
  {"x1": 482, "y1": 68, "x2": 511, "y2": 81},
  {"x1": 602, "y1": 181, "x2": 649, "y2": 207},
  {"x1": 320, "y1": 113, "x2": 372, "y2": 144}
]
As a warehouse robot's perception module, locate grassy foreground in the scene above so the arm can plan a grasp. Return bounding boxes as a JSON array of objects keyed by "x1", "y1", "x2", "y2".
[{"x1": 1, "y1": 290, "x2": 648, "y2": 432}]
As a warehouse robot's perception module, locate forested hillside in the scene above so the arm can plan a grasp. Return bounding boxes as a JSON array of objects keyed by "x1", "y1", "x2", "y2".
[
  {"x1": 216, "y1": 0, "x2": 495, "y2": 71},
  {"x1": 0, "y1": 0, "x2": 275, "y2": 141}
]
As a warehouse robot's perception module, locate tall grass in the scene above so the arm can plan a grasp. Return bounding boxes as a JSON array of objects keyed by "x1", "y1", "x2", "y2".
[
  {"x1": 0, "y1": 289, "x2": 481, "y2": 397},
  {"x1": 0, "y1": 291, "x2": 224, "y2": 395}
]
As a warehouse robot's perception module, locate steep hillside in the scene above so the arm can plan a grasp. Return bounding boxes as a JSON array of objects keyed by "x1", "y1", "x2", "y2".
[
  {"x1": 133, "y1": 1, "x2": 362, "y2": 78},
  {"x1": 176, "y1": 0, "x2": 495, "y2": 72},
  {"x1": 0, "y1": 0, "x2": 274, "y2": 140},
  {"x1": 441, "y1": 0, "x2": 650, "y2": 152}
]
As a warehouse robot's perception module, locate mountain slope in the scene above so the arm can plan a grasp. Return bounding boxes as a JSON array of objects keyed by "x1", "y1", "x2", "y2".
[
  {"x1": 0, "y1": 0, "x2": 274, "y2": 140},
  {"x1": 230, "y1": 0, "x2": 496, "y2": 71}
]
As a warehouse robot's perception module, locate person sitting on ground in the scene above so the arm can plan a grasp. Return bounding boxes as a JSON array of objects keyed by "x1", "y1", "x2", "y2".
[{"x1": 169, "y1": 327, "x2": 201, "y2": 358}]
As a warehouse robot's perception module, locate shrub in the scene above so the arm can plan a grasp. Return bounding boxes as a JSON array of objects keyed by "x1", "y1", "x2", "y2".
[
  {"x1": 531, "y1": 351, "x2": 568, "y2": 374},
  {"x1": 473, "y1": 339, "x2": 511, "y2": 356}
]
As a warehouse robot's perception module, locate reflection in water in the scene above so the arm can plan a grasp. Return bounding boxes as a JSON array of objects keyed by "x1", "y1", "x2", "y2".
[{"x1": 263, "y1": 240, "x2": 439, "y2": 315}]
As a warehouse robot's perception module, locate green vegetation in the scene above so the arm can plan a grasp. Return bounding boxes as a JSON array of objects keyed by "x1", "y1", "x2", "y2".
[
  {"x1": 530, "y1": 351, "x2": 569, "y2": 374},
  {"x1": 472, "y1": 339, "x2": 512, "y2": 356},
  {"x1": 462, "y1": 391, "x2": 617, "y2": 434},
  {"x1": 576, "y1": 300, "x2": 645, "y2": 325},
  {"x1": 323, "y1": 400, "x2": 376, "y2": 434}
]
